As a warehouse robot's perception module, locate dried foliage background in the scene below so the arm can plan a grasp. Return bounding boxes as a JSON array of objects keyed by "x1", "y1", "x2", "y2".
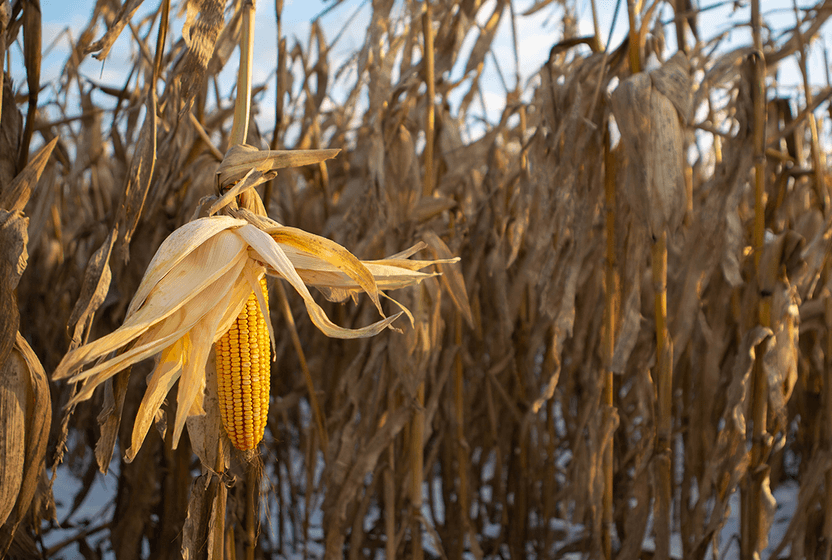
[{"x1": 3, "y1": 0, "x2": 832, "y2": 558}]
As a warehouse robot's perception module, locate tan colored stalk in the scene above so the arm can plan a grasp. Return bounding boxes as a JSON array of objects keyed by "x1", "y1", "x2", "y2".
[
  {"x1": 212, "y1": 441, "x2": 227, "y2": 558},
  {"x1": 409, "y1": 4, "x2": 435, "y2": 558},
  {"x1": 421, "y1": 1, "x2": 436, "y2": 198},
  {"x1": 791, "y1": 0, "x2": 832, "y2": 550},
  {"x1": 743, "y1": 0, "x2": 769, "y2": 557},
  {"x1": 673, "y1": 0, "x2": 687, "y2": 53},
  {"x1": 652, "y1": 230, "x2": 672, "y2": 560},
  {"x1": 246, "y1": 460, "x2": 259, "y2": 560},
  {"x1": 825, "y1": 297, "x2": 832, "y2": 551},
  {"x1": 623, "y1": 5, "x2": 672, "y2": 556},
  {"x1": 602, "y1": 132, "x2": 617, "y2": 560},
  {"x1": 385, "y1": 372, "x2": 397, "y2": 560},
  {"x1": 626, "y1": 0, "x2": 641, "y2": 73},
  {"x1": 454, "y1": 310, "x2": 469, "y2": 530},
  {"x1": 411, "y1": 381, "x2": 426, "y2": 560},
  {"x1": 229, "y1": 3, "x2": 260, "y2": 557}
]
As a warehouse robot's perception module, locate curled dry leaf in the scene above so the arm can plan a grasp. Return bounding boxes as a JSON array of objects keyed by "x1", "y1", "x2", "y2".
[
  {"x1": 114, "y1": 92, "x2": 157, "y2": 261},
  {"x1": 216, "y1": 144, "x2": 340, "y2": 188},
  {"x1": 85, "y1": 0, "x2": 146, "y2": 60},
  {"x1": 67, "y1": 228, "x2": 116, "y2": 350}
]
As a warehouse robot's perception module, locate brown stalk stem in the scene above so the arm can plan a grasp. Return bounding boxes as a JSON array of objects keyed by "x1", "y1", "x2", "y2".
[
  {"x1": 408, "y1": 3, "x2": 435, "y2": 557},
  {"x1": 744, "y1": 0, "x2": 770, "y2": 557},
  {"x1": 266, "y1": 0, "x2": 286, "y2": 209},
  {"x1": 589, "y1": 0, "x2": 601, "y2": 47},
  {"x1": 454, "y1": 310, "x2": 469, "y2": 534},
  {"x1": 421, "y1": 0, "x2": 436, "y2": 198},
  {"x1": 824, "y1": 297, "x2": 832, "y2": 557},
  {"x1": 602, "y1": 131, "x2": 617, "y2": 560},
  {"x1": 673, "y1": 0, "x2": 686, "y2": 53},
  {"x1": 385, "y1": 368, "x2": 397, "y2": 560},
  {"x1": 411, "y1": 382, "x2": 425, "y2": 560},
  {"x1": 626, "y1": 0, "x2": 641, "y2": 73},
  {"x1": 652, "y1": 230, "x2": 672, "y2": 560},
  {"x1": 212, "y1": 440, "x2": 227, "y2": 557},
  {"x1": 246, "y1": 460, "x2": 259, "y2": 560}
]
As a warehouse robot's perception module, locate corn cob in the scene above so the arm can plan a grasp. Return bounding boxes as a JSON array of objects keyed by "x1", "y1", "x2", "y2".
[{"x1": 215, "y1": 277, "x2": 270, "y2": 450}]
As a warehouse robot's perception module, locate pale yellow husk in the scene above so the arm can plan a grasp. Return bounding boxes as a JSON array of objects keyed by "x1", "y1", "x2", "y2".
[{"x1": 53, "y1": 213, "x2": 455, "y2": 460}]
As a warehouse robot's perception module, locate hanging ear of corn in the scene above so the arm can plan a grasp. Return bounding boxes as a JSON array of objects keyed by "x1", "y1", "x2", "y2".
[{"x1": 215, "y1": 276, "x2": 271, "y2": 451}]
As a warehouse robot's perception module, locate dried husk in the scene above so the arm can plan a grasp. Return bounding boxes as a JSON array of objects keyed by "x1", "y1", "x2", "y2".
[
  {"x1": 610, "y1": 53, "x2": 691, "y2": 237},
  {"x1": 0, "y1": 334, "x2": 51, "y2": 554}
]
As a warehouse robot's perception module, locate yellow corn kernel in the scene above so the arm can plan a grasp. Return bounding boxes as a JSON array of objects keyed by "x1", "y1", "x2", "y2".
[{"x1": 215, "y1": 277, "x2": 270, "y2": 450}]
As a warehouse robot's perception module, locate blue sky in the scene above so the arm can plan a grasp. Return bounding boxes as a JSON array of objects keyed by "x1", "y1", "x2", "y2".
[{"x1": 22, "y1": 0, "x2": 832, "y2": 141}]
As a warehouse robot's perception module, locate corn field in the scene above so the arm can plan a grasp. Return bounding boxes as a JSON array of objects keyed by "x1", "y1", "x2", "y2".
[{"x1": 2, "y1": 0, "x2": 832, "y2": 558}]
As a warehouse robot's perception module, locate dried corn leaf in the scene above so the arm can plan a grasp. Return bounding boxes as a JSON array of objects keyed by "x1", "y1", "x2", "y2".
[
  {"x1": 216, "y1": 144, "x2": 340, "y2": 188},
  {"x1": 94, "y1": 368, "x2": 130, "y2": 473},
  {"x1": 422, "y1": 231, "x2": 473, "y2": 328},
  {"x1": 85, "y1": 0, "x2": 146, "y2": 60},
  {"x1": 0, "y1": 212, "x2": 27, "y2": 367},
  {"x1": 463, "y1": 0, "x2": 506, "y2": 76},
  {"x1": 115, "y1": 92, "x2": 157, "y2": 261},
  {"x1": 1, "y1": 137, "x2": 57, "y2": 212},
  {"x1": 0, "y1": 79, "x2": 21, "y2": 188},
  {"x1": 67, "y1": 228, "x2": 116, "y2": 350},
  {"x1": 181, "y1": 470, "x2": 225, "y2": 560}
]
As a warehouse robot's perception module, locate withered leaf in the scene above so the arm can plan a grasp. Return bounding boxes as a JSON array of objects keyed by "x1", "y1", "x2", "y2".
[
  {"x1": 94, "y1": 368, "x2": 130, "y2": 474},
  {"x1": 1, "y1": 137, "x2": 57, "y2": 213},
  {"x1": 422, "y1": 230, "x2": 473, "y2": 329},
  {"x1": 85, "y1": 0, "x2": 147, "y2": 60},
  {"x1": 0, "y1": 212, "x2": 27, "y2": 368},
  {"x1": 67, "y1": 228, "x2": 116, "y2": 350},
  {"x1": 115, "y1": 91, "x2": 157, "y2": 262}
]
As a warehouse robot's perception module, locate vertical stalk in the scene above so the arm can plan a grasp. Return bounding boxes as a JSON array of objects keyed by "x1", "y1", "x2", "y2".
[
  {"x1": 228, "y1": 3, "x2": 261, "y2": 558},
  {"x1": 409, "y1": 4, "x2": 435, "y2": 558},
  {"x1": 245, "y1": 460, "x2": 260, "y2": 560},
  {"x1": 652, "y1": 230, "x2": 672, "y2": 560},
  {"x1": 454, "y1": 310, "x2": 470, "y2": 547},
  {"x1": 421, "y1": 0, "x2": 436, "y2": 198},
  {"x1": 602, "y1": 131, "x2": 617, "y2": 560},
  {"x1": 626, "y1": 0, "x2": 641, "y2": 73},
  {"x1": 824, "y1": 298, "x2": 832, "y2": 560},
  {"x1": 673, "y1": 0, "x2": 687, "y2": 53},
  {"x1": 211, "y1": 439, "x2": 227, "y2": 558},
  {"x1": 385, "y1": 366, "x2": 397, "y2": 560},
  {"x1": 743, "y1": 0, "x2": 769, "y2": 558},
  {"x1": 411, "y1": 381, "x2": 425, "y2": 560}
]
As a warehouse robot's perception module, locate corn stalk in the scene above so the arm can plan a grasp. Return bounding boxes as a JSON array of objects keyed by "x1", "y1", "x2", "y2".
[
  {"x1": 742, "y1": 0, "x2": 770, "y2": 558},
  {"x1": 602, "y1": 131, "x2": 617, "y2": 560}
]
